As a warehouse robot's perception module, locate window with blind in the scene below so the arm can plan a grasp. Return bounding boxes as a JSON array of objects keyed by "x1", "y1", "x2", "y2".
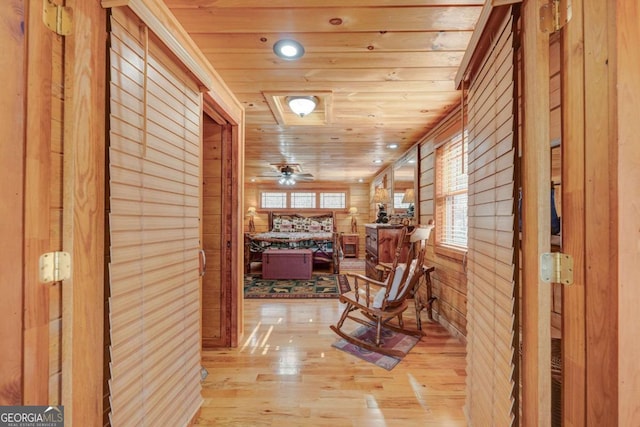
[{"x1": 435, "y1": 131, "x2": 468, "y2": 249}]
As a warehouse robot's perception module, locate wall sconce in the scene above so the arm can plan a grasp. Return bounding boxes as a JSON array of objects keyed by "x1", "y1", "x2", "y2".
[
  {"x1": 246, "y1": 206, "x2": 257, "y2": 232},
  {"x1": 372, "y1": 188, "x2": 390, "y2": 224},
  {"x1": 402, "y1": 188, "x2": 415, "y2": 217},
  {"x1": 348, "y1": 206, "x2": 358, "y2": 233}
]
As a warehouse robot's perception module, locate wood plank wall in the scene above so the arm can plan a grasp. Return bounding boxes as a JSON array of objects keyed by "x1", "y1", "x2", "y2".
[
  {"x1": 419, "y1": 117, "x2": 468, "y2": 340},
  {"x1": 62, "y1": 1, "x2": 107, "y2": 423},
  {"x1": 23, "y1": 0, "x2": 55, "y2": 405},
  {"x1": 0, "y1": 0, "x2": 25, "y2": 406},
  {"x1": 202, "y1": 116, "x2": 224, "y2": 347},
  {"x1": 617, "y1": 0, "x2": 640, "y2": 423}
]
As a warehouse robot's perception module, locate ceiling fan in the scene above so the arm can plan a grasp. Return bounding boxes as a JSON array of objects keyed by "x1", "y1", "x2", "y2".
[{"x1": 259, "y1": 163, "x2": 314, "y2": 185}]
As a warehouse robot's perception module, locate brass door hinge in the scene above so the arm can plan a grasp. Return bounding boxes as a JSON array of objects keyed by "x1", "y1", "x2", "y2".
[
  {"x1": 540, "y1": 0, "x2": 572, "y2": 33},
  {"x1": 39, "y1": 251, "x2": 71, "y2": 283},
  {"x1": 43, "y1": 0, "x2": 72, "y2": 36},
  {"x1": 540, "y1": 252, "x2": 573, "y2": 285}
]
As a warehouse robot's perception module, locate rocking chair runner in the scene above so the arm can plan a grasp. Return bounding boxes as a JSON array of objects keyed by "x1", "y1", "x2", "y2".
[{"x1": 330, "y1": 225, "x2": 433, "y2": 358}]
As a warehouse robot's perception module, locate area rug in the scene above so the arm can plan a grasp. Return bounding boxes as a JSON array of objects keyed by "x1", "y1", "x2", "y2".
[
  {"x1": 340, "y1": 258, "x2": 366, "y2": 270},
  {"x1": 244, "y1": 274, "x2": 350, "y2": 299},
  {"x1": 331, "y1": 325, "x2": 419, "y2": 370}
]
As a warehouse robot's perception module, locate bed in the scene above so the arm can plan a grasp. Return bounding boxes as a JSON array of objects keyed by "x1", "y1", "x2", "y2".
[{"x1": 244, "y1": 211, "x2": 340, "y2": 274}]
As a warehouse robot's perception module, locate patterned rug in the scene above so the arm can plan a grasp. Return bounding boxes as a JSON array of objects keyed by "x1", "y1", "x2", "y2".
[
  {"x1": 331, "y1": 325, "x2": 420, "y2": 370},
  {"x1": 340, "y1": 258, "x2": 366, "y2": 270},
  {"x1": 244, "y1": 274, "x2": 351, "y2": 299}
]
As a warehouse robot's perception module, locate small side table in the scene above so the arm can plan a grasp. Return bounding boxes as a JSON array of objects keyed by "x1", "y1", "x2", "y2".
[
  {"x1": 341, "y1": 233, "x2": 359, "y2": 258},
  {"x1": 415, "y1": 265, "x2": 436, "y2": 330}
]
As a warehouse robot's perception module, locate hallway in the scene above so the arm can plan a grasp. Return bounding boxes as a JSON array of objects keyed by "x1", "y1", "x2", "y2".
[{"x1": 197, "y1": 297, "x2": 467, "y2": 426}]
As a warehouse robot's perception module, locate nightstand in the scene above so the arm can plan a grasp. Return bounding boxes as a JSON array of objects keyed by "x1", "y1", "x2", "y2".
[{"x1": 341, "y1": 233, "x2": 359, "y2": 258}]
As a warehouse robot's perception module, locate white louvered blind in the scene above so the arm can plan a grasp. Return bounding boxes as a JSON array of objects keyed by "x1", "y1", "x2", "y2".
[
  {"x1": 108, "y1": 8, "x2": 202, "y2": 426},
  {"x1": 435, "y1": 132, "x2": 469, "y2": 248},
  {"x1": 465, "y1": 10, "x2": 517, "y2": 427}
]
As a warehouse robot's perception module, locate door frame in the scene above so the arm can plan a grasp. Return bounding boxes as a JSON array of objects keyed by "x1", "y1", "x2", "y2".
[{"x1": 203, "y1": 96, "x2": 242, "y2": 347}]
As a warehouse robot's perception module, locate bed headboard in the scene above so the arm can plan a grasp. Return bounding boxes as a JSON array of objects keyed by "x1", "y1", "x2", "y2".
[{"x1": 268, "y1": 211, "x2": 336, "y2": 233}]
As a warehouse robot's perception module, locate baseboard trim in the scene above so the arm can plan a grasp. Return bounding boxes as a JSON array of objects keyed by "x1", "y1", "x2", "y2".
[{"x1": 433, "y1": 311, "x2": 467, "y2": 345}]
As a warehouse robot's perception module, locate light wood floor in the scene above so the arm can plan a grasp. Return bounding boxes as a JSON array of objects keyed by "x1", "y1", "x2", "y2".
[{"x1": 196, "y1": 271, "x2": 468, "y2": 426}]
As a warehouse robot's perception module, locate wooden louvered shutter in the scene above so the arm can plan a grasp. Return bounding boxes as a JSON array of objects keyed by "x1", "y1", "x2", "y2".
[
  {"x1": 107, "y1": 8, "x2": 202, "y2": 426},
  {"x1": 465, "y1": 10, "x2": 518, "y2": 426}
]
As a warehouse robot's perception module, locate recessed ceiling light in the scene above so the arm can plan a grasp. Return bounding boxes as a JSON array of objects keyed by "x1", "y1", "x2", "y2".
[
  {"x1": 273, "y1": 39, "x2": 305, "y2": 60},
  {"x1": 373, "y1": 159, "x2": 383, "y2": 164},
  {"x1": 387, "y1": 143, "x2": 399, "y2": 149},
  {"x1": 358, "y1": 178, "x2": 364, "y2": 183}
]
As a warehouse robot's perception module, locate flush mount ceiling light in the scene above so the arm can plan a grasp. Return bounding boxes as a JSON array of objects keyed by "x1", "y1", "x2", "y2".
[
  {"x1": 273, "y1": 39, "x2": 305, "y2": 60},
  {"x1": 287, "y1": 96, "x2": 318, "y2": 117}
]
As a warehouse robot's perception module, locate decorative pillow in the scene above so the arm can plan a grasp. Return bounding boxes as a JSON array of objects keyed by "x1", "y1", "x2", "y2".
[
  {"x1": 292, "y1": 217, "x2": 305, "y2": 231},
  {"x1": 321, "y1": 217, "x2": 333, "y2": 232},
  {"x1": 280, "y1": 220, "x2": 293, "y2": 232},
  {"x1": 308, "y1": 221, "x2": 322, "y2": 233}
]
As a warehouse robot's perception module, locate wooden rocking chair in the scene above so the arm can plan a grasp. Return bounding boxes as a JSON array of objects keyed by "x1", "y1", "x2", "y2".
[{"x1": 330, "y1": 225, "x2": 433, "y2": 357}]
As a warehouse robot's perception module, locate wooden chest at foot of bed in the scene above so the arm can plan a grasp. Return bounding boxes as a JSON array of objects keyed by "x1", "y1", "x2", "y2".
[{"x1": 262, "y1": 249, "x2": 313, "y2": 280}]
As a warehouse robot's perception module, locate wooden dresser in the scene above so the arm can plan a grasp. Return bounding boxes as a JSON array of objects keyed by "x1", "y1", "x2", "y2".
[{"x1": 364, "y1": 224, "x2": 404, "y2": 280}]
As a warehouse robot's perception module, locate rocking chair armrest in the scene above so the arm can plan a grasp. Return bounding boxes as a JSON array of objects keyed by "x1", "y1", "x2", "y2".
[
  {"x1": 345, "y1": 272, "x2": 387, "y2": 305},
  {"x1": 345, "y1": 272, "x2": 386, "y2": 288},
  {"x1": 377, "y1": 262, "x2": 393, "y2": 271}
]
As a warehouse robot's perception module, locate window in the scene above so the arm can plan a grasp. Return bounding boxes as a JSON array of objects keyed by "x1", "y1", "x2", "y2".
[
  {"x1": 320, "y1": 192, "x2": 345, "y2": 209},
  {"x1": 291, "y1": 192, "x2": 316, "y2": 209},
  {"x1": 260, "y1": 190, "x2": 347, "y2": 210},
  {"x1": 393, "y1": 192, "x2": 411, "y2": 209},
  {"x1": 435, "y1": 131, "x2": 468, "y2": 249},
  {"x1": 261, "y1": 192, "x2": 287, "y2": 209}
]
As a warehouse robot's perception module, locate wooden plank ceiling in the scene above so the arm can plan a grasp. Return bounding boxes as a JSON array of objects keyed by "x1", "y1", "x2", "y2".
[{"x1": 165, "y1": 0, "x2": 483, "y2": 183}]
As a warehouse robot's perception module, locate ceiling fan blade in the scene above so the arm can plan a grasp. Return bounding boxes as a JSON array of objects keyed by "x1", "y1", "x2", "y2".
[{"x1": 293, "y1": 174, "x2": 314, "y2": 181}]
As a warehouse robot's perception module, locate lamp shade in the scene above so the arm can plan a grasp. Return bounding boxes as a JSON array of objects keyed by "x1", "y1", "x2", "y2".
[
  {"x1": 372, "y1": 187, "x2": 391, "y2": 204},
  {"x1": 348, "y1": 207, "x2": 358, "y2": 216},
  {"x1": 402, "y1": 188, "x2": 415, "y2": 204},
  {"x1": 287, "y1": 96, "x2": 318, "y2": 117},
  {"x1": 247, "y1": 206, "x2": 257, "y2": 216}
]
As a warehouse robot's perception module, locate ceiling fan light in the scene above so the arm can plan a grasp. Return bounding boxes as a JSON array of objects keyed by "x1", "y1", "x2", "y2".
[
  {"x1": 273, "y1": 39, "x2": 305, "y2": 60},
  {"x1": 287, "y1": 96, "x2": 318, "y2": 117}
]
